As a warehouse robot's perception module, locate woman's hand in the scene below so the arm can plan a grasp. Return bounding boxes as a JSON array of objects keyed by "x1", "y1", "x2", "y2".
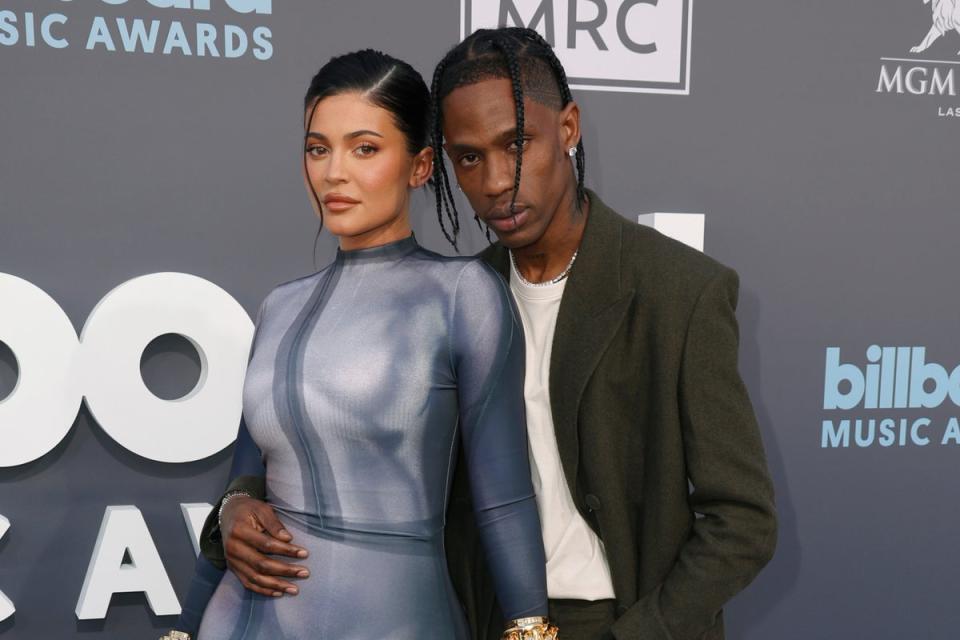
[{"x1": 220, "y1": 497, "x2": 311, "y2": 597}]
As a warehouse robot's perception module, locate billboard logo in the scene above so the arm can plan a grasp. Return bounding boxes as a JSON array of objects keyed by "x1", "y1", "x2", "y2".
[
  {"x1": 63, "y1": 0, "x2": 272, "y2": 15},
  {"x1": 824, "y1": 346, "x2": 960, "y2": 410},
  {"x1": 820, "y1": 346, "x2": 960, "y2": 449},
  {"x1": 461, "y1": 0, "x2": 694, "y2": 94}
]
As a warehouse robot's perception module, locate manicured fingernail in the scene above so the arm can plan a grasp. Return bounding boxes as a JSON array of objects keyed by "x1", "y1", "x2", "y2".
[
  {"x1": 272, "y1": 592, "x2": 283, "y2": 598},
  {"x1": 278, "y1": 529, "x2": 291, "y2": 538},
  {"x1": 285, "y1": 586, "x2": 298, "y2": 595},
  {"x1": 297, "y1": 569, "x2": 309, "y2": 578},
  {"x1": 297, "y1": 549, "x2": 308, "y2": 558}
]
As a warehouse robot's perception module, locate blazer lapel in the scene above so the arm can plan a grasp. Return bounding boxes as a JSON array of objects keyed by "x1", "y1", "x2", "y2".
[
  {"x1": 550, "y1": 193, "x2": 635, "y2": 495},
  {"x1": 479, "y1": 192, "x2": 635, "y2": 497}
]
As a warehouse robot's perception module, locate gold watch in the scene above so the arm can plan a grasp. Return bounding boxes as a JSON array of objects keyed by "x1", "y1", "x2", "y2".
[
  {"x1": 158, "y1": 631, "x2": 192, "y2": 640},
  {"x1": 502, "y1": 616, "x2": 559, "y2": 640}
]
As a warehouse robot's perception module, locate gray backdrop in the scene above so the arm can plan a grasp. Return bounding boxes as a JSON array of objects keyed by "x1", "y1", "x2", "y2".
[{"x1": 2, "y1": 0, "x2": 958, "y2": 638}]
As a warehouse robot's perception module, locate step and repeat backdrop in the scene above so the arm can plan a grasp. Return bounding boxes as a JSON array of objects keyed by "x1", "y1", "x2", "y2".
[{"x1": 1, "y1": 1, "x2": 957, "y2": 638}]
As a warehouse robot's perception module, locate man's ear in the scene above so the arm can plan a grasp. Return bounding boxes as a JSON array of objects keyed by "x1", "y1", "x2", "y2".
[{"x1": 558, "y1": 101, "x2": 581, "y2": 154}]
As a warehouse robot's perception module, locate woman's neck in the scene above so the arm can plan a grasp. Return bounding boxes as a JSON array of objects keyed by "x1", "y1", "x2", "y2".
[{"x1": 338, "y1": 214, "x2": 412, "y2": 252}]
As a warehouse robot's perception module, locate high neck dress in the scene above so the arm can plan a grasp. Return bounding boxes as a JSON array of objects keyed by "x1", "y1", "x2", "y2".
[{"x1": 197, "y1": 235, "x2": 547, "y2": 639}]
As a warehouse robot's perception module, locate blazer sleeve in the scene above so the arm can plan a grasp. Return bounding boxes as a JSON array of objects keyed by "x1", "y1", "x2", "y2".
[
  {"x1": 611, "y1": 267, "x2": 778, "y2": 640},
  {"x1": 197, "y1": 418, "x2": 267, "y2": 569}
]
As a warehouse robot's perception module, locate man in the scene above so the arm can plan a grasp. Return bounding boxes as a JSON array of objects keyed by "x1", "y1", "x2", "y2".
[{"x1": 178, "y1": 27, "x2": 777, "y2": 640}]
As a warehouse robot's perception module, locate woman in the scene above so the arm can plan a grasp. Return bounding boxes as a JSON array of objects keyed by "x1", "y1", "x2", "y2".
[{"x1": 170, "y1": 50, "x2": 557, "y2": 639}]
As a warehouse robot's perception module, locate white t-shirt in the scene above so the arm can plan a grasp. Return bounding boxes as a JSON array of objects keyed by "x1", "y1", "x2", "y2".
[{"x1": 509, "y1": 258, "x2": 616, "y2": 601}]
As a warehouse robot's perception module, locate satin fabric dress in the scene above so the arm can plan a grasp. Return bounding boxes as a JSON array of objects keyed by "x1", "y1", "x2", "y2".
[{"x1": 196, "y1": 235, "x2": 547, "y2": 639}]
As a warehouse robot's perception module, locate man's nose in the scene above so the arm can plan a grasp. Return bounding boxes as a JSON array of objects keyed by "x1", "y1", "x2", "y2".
[{"x1": 482, "y1": 152, "x2": 515, "y2": 199}]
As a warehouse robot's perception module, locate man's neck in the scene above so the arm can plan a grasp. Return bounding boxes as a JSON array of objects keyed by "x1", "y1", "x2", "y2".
[{"x1": 511, "y1": 192, "x2": 590, "y2": 284}]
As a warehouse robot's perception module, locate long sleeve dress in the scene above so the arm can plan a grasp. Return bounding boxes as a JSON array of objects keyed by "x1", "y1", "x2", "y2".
[{"x1": 195, "y1": 234, "x2": 547, "y2": 639}]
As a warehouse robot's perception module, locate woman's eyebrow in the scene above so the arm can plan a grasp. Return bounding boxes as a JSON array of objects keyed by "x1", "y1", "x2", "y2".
[
  {"x1": 305, "y1": 130, "x2": 385, "y2": 140},
  {"x1": 345, "y1": 129, "x2": 384, "y2": 139}
]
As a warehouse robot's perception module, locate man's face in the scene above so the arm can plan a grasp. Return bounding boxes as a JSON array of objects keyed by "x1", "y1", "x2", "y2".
[{"x1": 441, "y1": 77, "x2": 577, "y2": 250}]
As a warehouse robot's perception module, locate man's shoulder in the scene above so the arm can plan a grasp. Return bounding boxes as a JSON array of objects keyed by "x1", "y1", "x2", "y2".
[
  {"x1": 602, "y1": 202, "x2": 731, "y2": 291},
  {"x1": 623, "y1": 217, "x2": 726, "y2": 279}
]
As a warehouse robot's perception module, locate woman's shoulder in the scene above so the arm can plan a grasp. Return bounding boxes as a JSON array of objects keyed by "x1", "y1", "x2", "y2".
[
  {"x1": 258, "y1": 264, "x2": 334, "y2": 312},
  {"x1": 409, "y1": 247, "x2": 505, "y2": 288},
  {"x1": 419, "y1": 248, "x2": 506, "y2": 285}
]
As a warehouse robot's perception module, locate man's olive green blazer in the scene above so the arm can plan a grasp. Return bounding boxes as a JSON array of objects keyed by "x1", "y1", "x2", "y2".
[
  {"x1": 203, "y1": 190, "x2": 777, "y2": 640},
  {"x1": 445, "y1": 190, "x2": 776, "y2": 640}
]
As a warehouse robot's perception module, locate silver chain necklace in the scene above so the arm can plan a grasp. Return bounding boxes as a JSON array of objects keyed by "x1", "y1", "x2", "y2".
[{"x1": 510, "y1": 248, "x2": 580, "y2": 287}]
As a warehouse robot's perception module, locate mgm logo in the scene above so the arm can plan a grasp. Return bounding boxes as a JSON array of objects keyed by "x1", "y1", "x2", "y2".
[
  {"x1": 876, "y1": 0, "x2": 960, "y2": 116},
  {"x1": 909, "y1": 0, "x2": 960, "y2": 54},
  {"x1": 461, "y1": 0, "x2": 694, "y2": 94}
]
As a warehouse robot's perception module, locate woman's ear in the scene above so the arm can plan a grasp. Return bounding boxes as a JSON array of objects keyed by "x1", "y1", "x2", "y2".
[{"x1": 409, "y1": 146, "x2": 435, "y2": 188}]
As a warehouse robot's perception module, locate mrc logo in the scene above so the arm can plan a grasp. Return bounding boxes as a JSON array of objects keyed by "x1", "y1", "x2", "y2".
[{"x1": 461, "y1": 0, "x2": 694, "y2": 94}]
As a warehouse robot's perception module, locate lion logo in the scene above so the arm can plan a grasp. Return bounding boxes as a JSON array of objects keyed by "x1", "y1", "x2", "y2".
[{"x1": 911, "y1": 0, "x2": 960, "y2": 54}]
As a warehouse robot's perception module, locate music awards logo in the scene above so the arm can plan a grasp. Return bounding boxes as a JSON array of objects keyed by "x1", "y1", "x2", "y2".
[
  {"x1": 0, "y1": 0, "x2": 273, "y2": 61},
  {"x1": 875, "y1": 1, "x2": 960, "y2": 117},
  {"x1": 461, "y1": 0, "x2": 694, "y2": 94}
]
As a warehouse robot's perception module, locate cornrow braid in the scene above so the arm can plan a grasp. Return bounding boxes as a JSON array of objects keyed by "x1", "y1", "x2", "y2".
[
  {"x1": 516, "y1": 29, "x2": 586, "y2": 209},
  {"x1": 429, "y1": 58, "x2": 461, "y2": 251},
  {"x1": 489, "y1": 35, "x2": 526, "y2": 234},
  {"x1": 429, "y1": 27, "x2": 588, "y2": 248}
]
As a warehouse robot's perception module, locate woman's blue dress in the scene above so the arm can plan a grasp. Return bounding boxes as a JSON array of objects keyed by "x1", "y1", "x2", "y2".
[{"x1": 195, "y1": 235, "x2": 547, "y2": 639}]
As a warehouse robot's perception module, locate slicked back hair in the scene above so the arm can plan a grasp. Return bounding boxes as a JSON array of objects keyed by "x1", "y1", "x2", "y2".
[
  {"x1": 303, "y1": 49, "x2": 430, "y2": 264},
  {"x1": 430, "y1": 27, "x2": 586, "y2": 250}
]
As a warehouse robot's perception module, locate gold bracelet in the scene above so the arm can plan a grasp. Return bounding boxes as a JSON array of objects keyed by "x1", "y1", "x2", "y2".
[
  {"x1": 158, "y1": 631, "x2": 192, "y2": 640},
  {"x1": 502, "y1": 616, "x2": 559, "y2": 640}
]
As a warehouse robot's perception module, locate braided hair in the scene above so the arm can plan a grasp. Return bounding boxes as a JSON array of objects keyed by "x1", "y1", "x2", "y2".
[{"x1": 430, "y1": 27, "x2": 586, "y2": 249}]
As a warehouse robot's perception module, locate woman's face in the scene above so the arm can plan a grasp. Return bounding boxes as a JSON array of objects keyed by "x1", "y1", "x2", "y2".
[{"x1": 303, "y1": 92, "x2": 432, "y2": 250}]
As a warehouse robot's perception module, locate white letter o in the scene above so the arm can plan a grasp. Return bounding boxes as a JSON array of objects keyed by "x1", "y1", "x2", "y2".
[
  {"x1": 0, "y1": 274, "x2": 83, "y2": 467},
  {"x1": 80, "y1": 273, "x2": 253, "y2": 463},
  {"x1": 0, "y1": 272, "x2": 254, "y2": 466}
]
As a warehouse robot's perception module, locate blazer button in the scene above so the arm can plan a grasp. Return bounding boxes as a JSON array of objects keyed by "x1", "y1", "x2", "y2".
[{"x1": 585, "y1": 494, "x2": 602, "y2": 511}]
